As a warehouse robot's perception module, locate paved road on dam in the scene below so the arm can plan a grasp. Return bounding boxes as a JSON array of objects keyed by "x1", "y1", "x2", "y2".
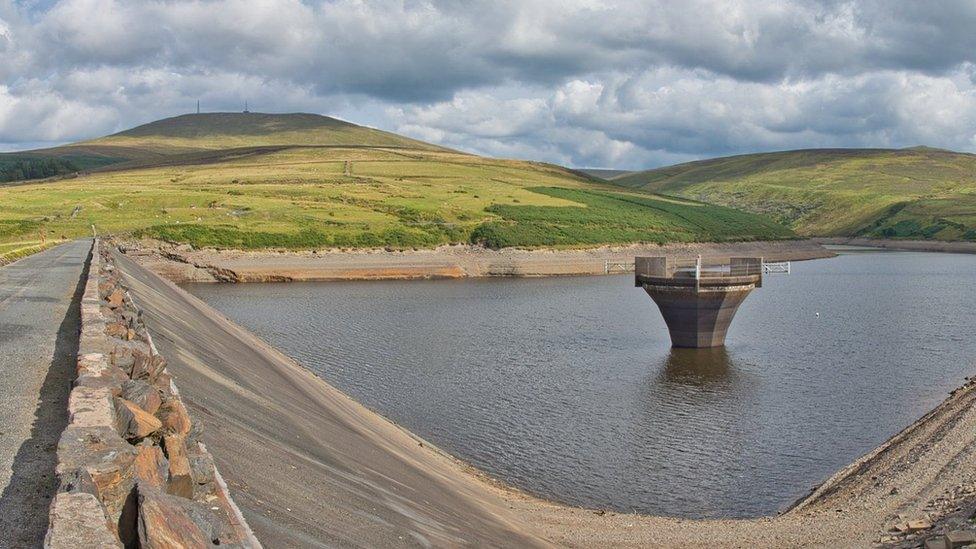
[{"x1": 0, "y1": 240, "x2": 89, "y2": 548}]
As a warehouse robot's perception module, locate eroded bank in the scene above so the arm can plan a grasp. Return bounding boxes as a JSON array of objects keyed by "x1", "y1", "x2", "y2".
[{"x1": 122, "y1": 239, "x2": 833, "y2": 283}]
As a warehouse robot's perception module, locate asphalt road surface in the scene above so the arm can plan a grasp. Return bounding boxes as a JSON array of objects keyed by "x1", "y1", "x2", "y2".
[{"x1": 0, "y1": 240, "x2": 90, "y2": 548}]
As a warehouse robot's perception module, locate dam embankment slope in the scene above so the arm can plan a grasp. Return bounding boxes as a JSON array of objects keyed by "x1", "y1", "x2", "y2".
[
  {"x1": 110, "y1": 244, "x2": 976, "y2": 547},
  {"x1": 110, "y1": 248, "x2": 545, "y2": 548}
]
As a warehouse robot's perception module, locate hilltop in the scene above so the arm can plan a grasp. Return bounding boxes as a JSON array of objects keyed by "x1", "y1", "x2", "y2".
[
  {"x1": 0, "y1": 112, "x2": 445, "y2": 180},
  {"x1": 84, "y1": 112, "x2": 446, "y2": 156},
  {"x1": 612, "y1": 147, "x2": 976, "y2": 240},
  {"x1": 0, "y1": 112, "x2": 793, "y2": 250}
]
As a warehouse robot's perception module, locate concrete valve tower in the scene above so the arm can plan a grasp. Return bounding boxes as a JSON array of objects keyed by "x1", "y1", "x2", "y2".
[{"x1": 635, "y1": 256, "x2": 765, "y2": 348}]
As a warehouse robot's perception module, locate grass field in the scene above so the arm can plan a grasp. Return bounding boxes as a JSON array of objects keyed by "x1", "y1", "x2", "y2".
[
  {"x1": 612, "y1": 147, "x2": 976, "y2": 240},
  {"x1": 0, "y1": 113, "x2": 794, "y2": 250},
  {"x1": 0, "y1": 240, "x2": 64, "y2": 266}
]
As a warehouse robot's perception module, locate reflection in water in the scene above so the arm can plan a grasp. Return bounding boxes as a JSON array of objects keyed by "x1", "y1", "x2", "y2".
[
  {"x1": 186, "y1": 250, "x2": 976, "y2": 518},
  {"x1": 660, "y1": 347, "x2": 733, "y2": 386}
]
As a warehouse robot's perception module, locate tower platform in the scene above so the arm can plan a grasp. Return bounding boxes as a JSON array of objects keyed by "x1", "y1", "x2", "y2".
[{"x1": 635, "y1": 256, "x2": 763, "y2": 348}]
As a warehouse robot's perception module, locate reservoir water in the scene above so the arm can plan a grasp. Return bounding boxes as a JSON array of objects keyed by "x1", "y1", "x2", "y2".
[{"x1": 185, "y1": 249, "x2": 976, "y2": 518}]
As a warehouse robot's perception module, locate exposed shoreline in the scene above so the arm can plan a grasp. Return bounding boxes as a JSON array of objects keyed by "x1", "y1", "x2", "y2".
[
  {"x1": 108, "y1": 240, "x2": 976, "y2": 547},
  {"x1": 815, "y1": 237, "x2": 976, "y2": 254},
  {"x1": 122, "y1": 239, "x2": 834, "y2": 284}
]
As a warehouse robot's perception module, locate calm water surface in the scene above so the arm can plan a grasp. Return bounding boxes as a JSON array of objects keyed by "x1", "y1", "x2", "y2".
[{"x1": 186, "y1": 250, "x2": 976, "y2": 518}]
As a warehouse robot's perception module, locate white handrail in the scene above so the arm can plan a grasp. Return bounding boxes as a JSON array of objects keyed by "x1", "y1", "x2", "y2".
[{"x1": 762, "y1": 260, "x2": 791, "y2": 274}]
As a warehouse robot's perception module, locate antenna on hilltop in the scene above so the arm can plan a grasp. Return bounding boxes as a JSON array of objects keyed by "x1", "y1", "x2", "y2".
[
  {"x1": 196, "y1": 100, "x2": 200, "y2": 114},
  {"x1": 243, "y1": 100, "x2": 250, "y2": 114}
]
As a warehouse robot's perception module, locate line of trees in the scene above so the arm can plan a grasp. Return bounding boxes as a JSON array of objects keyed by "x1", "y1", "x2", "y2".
[{"x1": 0, "y1": 156, "x2": 80, "y2": 183}]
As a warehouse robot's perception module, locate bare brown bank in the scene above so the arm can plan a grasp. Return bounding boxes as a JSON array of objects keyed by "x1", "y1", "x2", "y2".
[
  {"x1": 123, "y1": 239, "x2": 834, "y2": 284},
  {"x1": 108, "y1": 245, "x2": 976, "y2": 547},
  {"x1": 815, "y1": 237, "x2": 976, "y2": 255}
]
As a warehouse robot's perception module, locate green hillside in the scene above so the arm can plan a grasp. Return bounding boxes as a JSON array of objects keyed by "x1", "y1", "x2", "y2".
[
  {"x1": 0, "y1": 112, "x2": 447, "y2": 182},
  {"x1": 85, "y1": 112, "x2": 447, "y2": 155},
  {"x1": 613, "y1": 147, "x2": 976, "y2": 240},
  {"x1": 0, "y1": 112, "x2": 793, "y2": 250}
]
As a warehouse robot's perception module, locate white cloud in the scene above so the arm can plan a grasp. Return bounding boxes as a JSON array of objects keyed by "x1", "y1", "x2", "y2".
[
  {"x1": 1, "y1": 0, "x2": 976, "y2": 167},
  {"x1": 391, "y1": 67, "x2": 976, "y2": 169}
]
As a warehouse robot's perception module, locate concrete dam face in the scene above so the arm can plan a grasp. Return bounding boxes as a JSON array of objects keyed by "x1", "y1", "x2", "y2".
[{"x1": 635, "y1": 257, "x2": 764, "y2": 348}]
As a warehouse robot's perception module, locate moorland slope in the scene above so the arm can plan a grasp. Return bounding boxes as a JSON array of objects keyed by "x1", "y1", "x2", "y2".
[
  {"x1": 0, "y1": 112, "x2": 793, "y2": 249},
  {"x1": 613, "y1": 147, "x2": 976, "y2": 241}
]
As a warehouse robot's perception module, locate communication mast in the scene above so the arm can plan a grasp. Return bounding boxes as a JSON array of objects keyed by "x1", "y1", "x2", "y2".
[{"x1": 243, "y1": 100, "x2": 250, "y2": 114}]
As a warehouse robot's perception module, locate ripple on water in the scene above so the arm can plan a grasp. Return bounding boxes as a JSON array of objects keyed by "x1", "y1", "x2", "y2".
[{"x1": 185, "y1": 250, "x2": 976, "y2": 518}]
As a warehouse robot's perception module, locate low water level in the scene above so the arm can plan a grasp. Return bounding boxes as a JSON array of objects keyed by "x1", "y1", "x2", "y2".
[{"x1": 186, "y1": 250, "x2": 976, "y2": 518}]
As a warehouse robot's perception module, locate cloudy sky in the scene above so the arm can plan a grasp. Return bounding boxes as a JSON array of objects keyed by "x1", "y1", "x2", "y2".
[{"x1": 1, "y1": 0, "x2": 975, "y2": 169}]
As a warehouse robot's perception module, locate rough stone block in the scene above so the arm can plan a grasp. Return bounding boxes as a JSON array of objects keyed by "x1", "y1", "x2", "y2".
[
  {"x1": 77, "y1": 353, "x2": 110, "y2": 378},
  {"x1": 109, "y1": 341, "x2": 151, "y2": 372},
  {"x1": 44, "y1": 492, "x2": 121, "y2": 549},
  {"x1": 947, "y1": 530, "x2": 976, "y2": 548},
  {"x1": 151, "y1": 372, "x2": 176, "y2": 398},
  {"x1": 186, "y1": 445, "x2": 216, "y2": 498},
  {"x1": 104, "y1": 322, "x2": 129, "y2": 339},
  {"x1": 81, "y1": 303, "x2": 103, "y2": 323},
  {"x1": 81, "y1": 320, "x2": 108, "y2": 340},
  {"x1": 76, "y1": 354, "x2": 128, "y2": 395},
  {"x1": 114, "y1": 398, "x2": 162, "y2": 441},
  {"x1": 80, "y1": 333, "x2": 114, "y2": 356},
  {"x1": 86, "y1": 465, "x2": 133, "y2": 522},
  {"x1": 909, "y1": 520, "x2": 934, "y2": 532},
  {"x1": 54, "y1": 432, "x2": 138, "y2": 543},
  {"x1": 132, "y1": 442, "x2": 168, "y2": 490},
  {"x1": 74, "y1": 371, "x2": 126, "y2": 396},
  {"x1": 54, "y1": 425, "x2": 132, "y2": 481},
  {"x1": 157, "y1": 399, "x2": 191, "y2": 435},
  {"x1": 68, "y1": 387, "x2": 116, "y2": 429},
  {"x1": 106, "y1": 289, "x2": 125, "y2": 309},
  {"x1": 162, "y1": 434, "x2": 193, "y2": 498},
  {"x1": 137, "y1": 489, "x2": 214, "y2": 548},
  {"x1": 130, "y1": 351, "x2": 167, "y2": 382},
  {"x1": 97, "y1": 280, "x2": 116, "y2": 296},
  {"x1": 121, "y1": 380, "x2": 162, "y2": 415}
]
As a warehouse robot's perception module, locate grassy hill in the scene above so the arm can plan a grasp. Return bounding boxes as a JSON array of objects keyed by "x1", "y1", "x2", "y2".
[
  {"x1": 0, "y1": 112, "x2": 793, "y2": 250},
  {"x1": 613, "y1": 147, "x2": 976, "y2": 240},
  {"x1": 0, "y1": 112, "x2": 445, "y2": 177},
  {"x1": 577, "y1": 168, "x2": 633, "y2": 180},
  {"x1": 84, "y1": 112, "x2": 447, "y2": 155}
]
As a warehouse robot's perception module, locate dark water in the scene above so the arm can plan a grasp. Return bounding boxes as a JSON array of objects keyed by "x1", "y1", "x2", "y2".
[{"x1": 185, "y1": 250, "x2": 976, "y2": 518}]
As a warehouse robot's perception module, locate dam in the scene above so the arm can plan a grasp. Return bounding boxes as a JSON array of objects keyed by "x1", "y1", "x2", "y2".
[
  {"x1": 635, "y1": 256, "x2": 764, "y2": 347},
  {"x1": 6, "y1": 241, "x2": 976, "y2": 546}
]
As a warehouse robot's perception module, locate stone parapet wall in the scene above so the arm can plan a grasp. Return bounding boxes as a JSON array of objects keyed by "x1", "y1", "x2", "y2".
[{"x1": 45, "y1": 239, "x2": 260, "y2": 548}]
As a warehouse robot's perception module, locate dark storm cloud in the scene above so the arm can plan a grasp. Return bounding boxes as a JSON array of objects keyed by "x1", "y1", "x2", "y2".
[{"x1": 1, "y1": 0, "x2": 975, "y2": 167}]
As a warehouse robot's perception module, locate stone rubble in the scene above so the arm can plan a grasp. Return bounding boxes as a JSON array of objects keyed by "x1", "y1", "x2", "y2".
[{"x1": 44, "y1": 239, "x2": 260, "y2": 548}]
